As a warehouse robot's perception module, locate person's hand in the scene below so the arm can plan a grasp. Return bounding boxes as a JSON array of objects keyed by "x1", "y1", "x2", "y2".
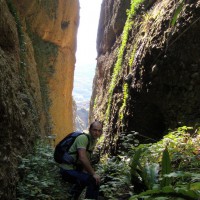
[{"x1": 93, "y1": 173, "x2": 101, "y2": 185}]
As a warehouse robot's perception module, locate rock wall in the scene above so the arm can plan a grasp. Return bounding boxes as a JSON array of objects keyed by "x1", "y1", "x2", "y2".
[
  {"x1": 0, "y1": 0, "x2": 79, "y2": 198},
  {"x1": 0, "y1": 0, "x2": 41, "y2": 198},
  {"x1": 90, "y1": 0, "x2": 200, "y2": 154},
  {"x1": 13, "y1": 0, "x2": 79, "y2": 143}
]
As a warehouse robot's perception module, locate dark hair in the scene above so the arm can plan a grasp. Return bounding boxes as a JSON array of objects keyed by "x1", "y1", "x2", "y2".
[{"x1": 89, "y1": 120, "x2": 103, "y2": 131}]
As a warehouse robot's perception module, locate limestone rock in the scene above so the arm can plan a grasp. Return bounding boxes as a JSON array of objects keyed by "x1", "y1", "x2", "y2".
[
  {"x1": 0, "y1": 0, "x2": 79, "y2": 198},
  {"x1": 91, "y1": 0, "x2": 200, "y2": 154}
]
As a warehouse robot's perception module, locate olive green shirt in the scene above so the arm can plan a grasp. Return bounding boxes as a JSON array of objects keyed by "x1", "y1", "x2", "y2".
[{"x1": 60, "y1": 133, "x2": 96, "y2": 170}]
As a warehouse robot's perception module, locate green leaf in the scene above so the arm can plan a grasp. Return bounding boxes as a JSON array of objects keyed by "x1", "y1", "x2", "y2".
[
  {"x1": 161, "y1": 148, "x2": 171, "y2": 187},
  {"x1": 175, "y1": 188, "x2": 200, "y2": 199},
  {"x1": 190, "y1": 182, "x2": 200, "y2": 190},
  {"x1": 142, "y1": 163, "x2": 159, "y2": 189},
  {"x1": 130, "y1": 148, "x2": 145, "y2": 176},
  {"x1": 171, "y1": 0, "x2": 185, "y2": 26}
]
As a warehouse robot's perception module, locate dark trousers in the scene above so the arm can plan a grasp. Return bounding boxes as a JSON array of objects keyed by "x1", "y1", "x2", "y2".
[{"x1": 60, "y1": 168, "x2": 99, "y2": 200}]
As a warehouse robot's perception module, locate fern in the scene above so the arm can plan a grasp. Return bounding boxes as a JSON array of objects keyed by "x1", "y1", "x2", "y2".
[
  {"x1": 142, "y1": 163, "x2": 159, "y2": 190},
  {"x1": 161, "y1": 148, "x2": 172, "y2": 187}
]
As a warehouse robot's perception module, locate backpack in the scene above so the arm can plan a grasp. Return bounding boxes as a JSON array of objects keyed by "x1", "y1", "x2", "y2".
[{"x1": 54, "y1": 131, "x2": 90, "y2": 164}]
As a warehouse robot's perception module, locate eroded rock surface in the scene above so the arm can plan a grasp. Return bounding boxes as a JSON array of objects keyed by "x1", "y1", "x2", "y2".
[
  {"x1": 13, "y1": 0, "x2": 79, "y2": 143},
  {"x1": 0, "y1": 0, "x2": 79, "y2": 198},
  {"x1": 90, "y1": 0, "x2": 200, "y2": 154}
]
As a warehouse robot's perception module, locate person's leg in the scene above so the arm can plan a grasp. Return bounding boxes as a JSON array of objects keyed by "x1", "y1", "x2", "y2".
[
  {"x1": 60, "y1": 168, "x2": 85, "y2": 199},
  {"x1": 60, "y1": 168, "x2": 76, "y2": 183},
  {"x1": 85, "y1": 176, "x2": 99, "y2": 199},
  {"x1": 66, "y1": 170, "x2": 99, "y2": 199},
  {"x1": 68, "y1": 182, "x2": 85, "y2": 200}
]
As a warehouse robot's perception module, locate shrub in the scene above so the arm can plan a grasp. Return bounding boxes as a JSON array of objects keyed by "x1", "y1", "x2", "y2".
[{"x1": 17, "y1": 140, "x2": 69, "y2": 200}]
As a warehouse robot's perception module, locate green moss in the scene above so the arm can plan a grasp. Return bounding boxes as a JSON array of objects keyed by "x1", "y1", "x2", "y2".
[
  {"x1": 119, "y1": 83, "x2": 129, "y2": 120},
  {"x1": 105, "y1": 0, "x2": 145, "y2": 123},
  {"x1": 129, "y1": 43, "x2": 137, "y2": 70}
]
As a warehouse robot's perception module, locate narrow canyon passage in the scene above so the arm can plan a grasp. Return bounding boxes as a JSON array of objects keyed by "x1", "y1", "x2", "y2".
[{"x1": 1, "y1": 0, "x2": 200, "y2": 199}]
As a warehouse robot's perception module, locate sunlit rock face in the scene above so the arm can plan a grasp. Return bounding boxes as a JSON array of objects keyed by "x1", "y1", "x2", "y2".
[
  {"x1": 13, "y1": 0, "x2": 79, "y2": 143},
  {"x1": 0, "y1": 0, "x2": 79, "y2": 198},
  {"x1": 76, "y1": 108, "x2": 89, "y2": 131},
  {"x1": 90, "y1": 0, "x2": 200, "y2": 154},
  {"x1": 97, "y1": 0, "x2": 131, "y2": 55}
]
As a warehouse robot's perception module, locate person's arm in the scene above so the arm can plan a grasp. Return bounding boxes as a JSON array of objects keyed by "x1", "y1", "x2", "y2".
[{"x1": 78, "y1": 148, "x2": 101, "y2": 184}]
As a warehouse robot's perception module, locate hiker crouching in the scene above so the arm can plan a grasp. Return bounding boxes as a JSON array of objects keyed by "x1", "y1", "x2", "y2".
[{"x1": 59, "y1": 121, "x2": 103, "y2": 199}]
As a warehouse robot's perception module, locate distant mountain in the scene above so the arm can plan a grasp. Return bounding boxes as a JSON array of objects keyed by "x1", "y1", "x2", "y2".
[
  {"x1": 75, "y1": 107, "x2": 89, "y2": 131},
  {"x1": 73, "y1": 64, "x2": 95, "y2": 130},
  {"x1": 73, "y1": 63, "x2": 95, "y2": 105}
]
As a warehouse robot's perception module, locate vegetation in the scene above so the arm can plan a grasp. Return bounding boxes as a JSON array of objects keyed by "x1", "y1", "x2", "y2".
[
  {"x1": 16, "y1": 140, "x2": 69, "y2": 200},
  {"x1": 16, "y1": 126, "x2": 200, "y2": 199},
  {"x1": 129, "y1": 43, "x2": 138, "y2": 70},
  {"x1": 171, "y1": 0, "x2": 185, "y2": 26},
  {"x1": 97, "y1": 126, "x2": 200, "y2": 199},
  {"x1": 119, "y1": 42, "x2": 138, "y2": 123},
  {"x1": 119, "y1": 83, "x2": 129, "y2": 120},
  {"x1": 105, "y1": 0, "x2": 145, "y2": 123}
]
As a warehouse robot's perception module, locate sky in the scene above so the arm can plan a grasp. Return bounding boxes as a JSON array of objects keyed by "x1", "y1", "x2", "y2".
[
  {"x1": 73, "y1": 0, "x2": 102, "y2": 104},
  {"x1": 76, "y1": 0, "x2": 102, "y2": 66}
]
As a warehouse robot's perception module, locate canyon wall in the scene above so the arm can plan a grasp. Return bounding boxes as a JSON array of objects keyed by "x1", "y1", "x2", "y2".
[
  {"x1": 0, "y1": 0, "x2": 79, "y2": 198},
  {"x1": 90, "y1": 0, "x2": 200, "y2": 154},
  {"x1": 13, "y1": 0, "x2": 79, "y2": 143}
]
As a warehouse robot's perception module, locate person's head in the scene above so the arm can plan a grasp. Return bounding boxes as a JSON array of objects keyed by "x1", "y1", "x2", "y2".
[{"x1": 89, "y1": 120, "x2": 103, "y2": 140}]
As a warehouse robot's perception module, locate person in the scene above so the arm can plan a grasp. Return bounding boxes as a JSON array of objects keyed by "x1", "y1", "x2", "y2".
[{"x1": 60, "y1": 121, "x2": 103, "y2": 200}]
